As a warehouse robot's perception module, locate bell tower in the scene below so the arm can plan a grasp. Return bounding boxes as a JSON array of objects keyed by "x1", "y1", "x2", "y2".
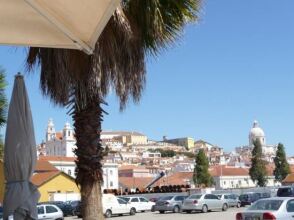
[{"x1": 46, "y1": 118, "x2": 56, "y2": 141}]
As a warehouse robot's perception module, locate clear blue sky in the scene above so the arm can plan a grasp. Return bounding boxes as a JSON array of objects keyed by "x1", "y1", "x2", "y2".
[{"x1": 1, "y1": 0, "x2": 294, "y2": 155}]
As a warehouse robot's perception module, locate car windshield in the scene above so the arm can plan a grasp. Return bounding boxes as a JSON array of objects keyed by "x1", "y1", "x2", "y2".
[
  {"x1": 239, "y1": 194, "x2": 248, "y2": 200},
  {"x1": 277, "y1": 188, "x2": 292, "y2": 197},
  {"x1": 189, "y1": 194, "x2": 202, "y2": 199},
  {"x1": 160, "y1": 196, "x2": 174, "y2": 201},
  {"x1": 248, "y1": 200, "x2": 283, "y2": 211},
  {"x1": 120, "y1": 197, "x2": 130, "y2": 202}
]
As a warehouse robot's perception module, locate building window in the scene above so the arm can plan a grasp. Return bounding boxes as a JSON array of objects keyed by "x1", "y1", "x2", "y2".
[
  {"x1": 68, "y1": 170, "x2": 72, "y2": 176},
  {"x1": 110, "y1": 170, "x2": 113, "y2": 176},
  {"x1": 110, "y1": 181, "x2": 113, "y2": 187},
  {"x1": 68, "y1": 131, "x2": 70, "y2": 136},
  {"x1": 223, "y1": 181, "x2": 226, "y2": 185}
]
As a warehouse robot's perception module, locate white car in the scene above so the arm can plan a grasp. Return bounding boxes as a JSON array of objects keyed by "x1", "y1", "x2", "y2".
[
  {"x1": 37, "y1": 204, "x2": 63, "y2": 220},
  {"x1": 236, "y1": 197, "x2": 294, "y2": 220},
  {"x1": 119, "y1": 196, "x2": 155, "y2": 212},
  {"x1": 103, "y1": 194, "x2": 136, "y2": 218}
]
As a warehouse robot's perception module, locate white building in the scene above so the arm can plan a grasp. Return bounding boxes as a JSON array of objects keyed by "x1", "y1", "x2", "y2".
[
  {"x1": 249, "y1": 120, "x2": 277, "y2": 157},
  {"x1": 212, "y1": 165, "x2": 280, "y2": 190},
  {"x1": 39, "y1": 156, "x2": 119, "y2": 190},
  {"x1": 45, "y1": 119, "x2": 76, "y2": 157},
  {"x1": 102, "y1": 163, "x2": 119, "y2": 189}
]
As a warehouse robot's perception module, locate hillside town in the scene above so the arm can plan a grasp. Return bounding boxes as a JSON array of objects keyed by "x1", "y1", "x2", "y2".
[{"x1": 5, "y1": 119, "x2": 289, "y2": 203}]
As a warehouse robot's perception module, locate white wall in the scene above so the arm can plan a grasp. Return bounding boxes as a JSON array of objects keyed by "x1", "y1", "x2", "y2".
[
  {"x1": 214, "y1": 175, "x2": 281, "y2": 190},
  {"x1": 102, "y1": 163, "x2": 119, "y2": 189}
]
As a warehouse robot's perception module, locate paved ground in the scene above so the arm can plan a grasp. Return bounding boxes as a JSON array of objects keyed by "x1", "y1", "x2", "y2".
[{"x1": 66, "y1": 207, "x2": 245, "y2": 220}]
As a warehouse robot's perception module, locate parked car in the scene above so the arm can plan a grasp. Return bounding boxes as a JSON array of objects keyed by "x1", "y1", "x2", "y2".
[
  {"x1": 37, "y1": 204, "x2": 63, "y2": 220},
  {"x1": 118, "y1": 196, "x2": 155, "y2": 212},
  {"x1": 216, "y1": 193, "x2": 241, "y2": 208},
  {"x1": 153, "y1": 195, "x2": 188, "y2": 213},
  {"x1": 73, "y1": 201, "x2": 82, "y2": 218},
  {"x1": 277, "y1": 186, "x2": 294, "y2": 197},
  {"x1": 236, "y1": 197, "x2": 294, "y2": 220},
  {"x1": 149, "y1": 197, "x2": 160, "y2": 203},
  {"x1": 0, "y1": 206, "x2": 3, "y2": 219},
  {"x1": 239, "y1": 192, "x2": 260, "y2": 207},
  {"x1": 182, "y1": 193, "x2": 228, "y2": 213},
  {"x1": 74, "y1": 194, "x2": 136, "y2": 218},
  {"x1": 39, "y1": 201, "x2": 72, "y2": 216},
  {"x1": 257, "y1": 192, "x2": 271, "y2": 199},
  {"x1": 65, "y1": 200, "x2": 80, "y2": 216}
]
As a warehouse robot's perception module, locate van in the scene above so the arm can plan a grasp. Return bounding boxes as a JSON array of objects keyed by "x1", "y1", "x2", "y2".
[
  {"x1": 277, "y1": 186, "x2": 294, "y2": 197},
  {"x1": 74, "y1": 194, "x2": 136, "y2": 218},
  {"x1": 239, "y1": 192, "x2": 260, "y2": 206}
]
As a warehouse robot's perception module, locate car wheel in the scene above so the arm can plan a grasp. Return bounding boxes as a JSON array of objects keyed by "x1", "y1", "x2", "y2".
[
  {"x1": 151, "y1": 206, "x2": 155, "y2": 212},
  {"x1": 202, "y1": 205, "x2": 208, "y2": 213},
  {"x1": 173, "y1": 206, "x2": 180, "y2": 213},
  {"x1": 237, "y1": 202, "x2": 241, "y2": 208},
  {"x1": 105, "y1": 209, "x2": 112, "y2": 218},
  {"x1": 130, "y1": 208, "x2": 136, "y2": 215},
  {"x1": 222, "y1": 203, "x2": 228, "y2": 211},
  {"x1": 159, "y1": 211, "x2": 165, "y2": 214}
]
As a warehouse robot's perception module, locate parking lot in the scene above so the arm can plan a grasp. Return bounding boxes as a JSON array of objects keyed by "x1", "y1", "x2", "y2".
[{"x1": 66, "y1": 207, "x2": 244, "y2": 220}]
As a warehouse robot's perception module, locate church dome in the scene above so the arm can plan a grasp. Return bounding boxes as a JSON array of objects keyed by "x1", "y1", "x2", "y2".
[
  {"x1": 249, "y1": 121, "x2": 265, "y2": 137},
  {"x1": 249, "y1": 120, "x2": 266, "y2": 146}
]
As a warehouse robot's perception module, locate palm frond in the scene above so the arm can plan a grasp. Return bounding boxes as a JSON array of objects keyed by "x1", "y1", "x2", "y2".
[{"x1": 124, "y1": 0, "x2": 201, "y2": 55}]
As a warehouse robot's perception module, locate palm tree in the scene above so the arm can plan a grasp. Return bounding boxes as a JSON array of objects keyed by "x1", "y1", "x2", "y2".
[
  {"x1": 26, "y1": 1, "x2": 201, "y2": 219},
  {"x1": 0, "y1": 67, "x2": 7, "y2": 160}
]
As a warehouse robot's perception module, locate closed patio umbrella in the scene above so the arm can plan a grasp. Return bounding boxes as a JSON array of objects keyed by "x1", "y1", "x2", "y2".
[
  {"x1": 0, "y1": 0, "x2": 119, "y2": 54},
  {"x1": 3, "y1": 74, "x2": 40, "y2": 220}
]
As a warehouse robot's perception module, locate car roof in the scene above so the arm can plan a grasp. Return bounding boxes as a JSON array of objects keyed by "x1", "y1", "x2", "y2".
[{"x1": 256, "y1": 197, "x2": 293, "y2": 201}]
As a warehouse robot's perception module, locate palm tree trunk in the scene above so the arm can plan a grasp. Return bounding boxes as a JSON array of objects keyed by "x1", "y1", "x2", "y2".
[{"x1": 73, "y1": 99, "x2": 105, "y2": 220}]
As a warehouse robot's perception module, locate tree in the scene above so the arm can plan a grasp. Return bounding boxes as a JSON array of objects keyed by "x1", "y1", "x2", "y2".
[
  {"x1": 26, "y1": 1, "x2": 201, "y2": 219},
  {"x1": 193, "y1": 149, "x2": 213, "y2": 187},
  {"x1": 0, "y1": 67, "x2": 7, "y2": 160},
  {"x1": 148, "y1": 148, "x2": 176, "y2": 157},
  {"x1": 274, "y1": 143, "x2": 290, "y2": 182},
  {"x1": 249, "y1": 140, "x2": 268, "y2": 187}
]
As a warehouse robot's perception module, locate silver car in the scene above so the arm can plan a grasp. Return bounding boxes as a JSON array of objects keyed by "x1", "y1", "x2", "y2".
[
  {"x1": 216, "y1": 193, "x2": 241, "y2": 208},
  {"x1": 37, "y1": 204, "x2": 64, "y2": 220},
  {"x1": 236, "y1": 197, "x2": 294, "y2": 220},
  {"x1": 153, "y1": 195, "x2": 188, "y2": 213},
  {"x1": 182, "y1": 194, "x2": 228, "y2": 213}
]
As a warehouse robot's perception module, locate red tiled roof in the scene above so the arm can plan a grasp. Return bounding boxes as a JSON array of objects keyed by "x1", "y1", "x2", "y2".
[
  {"x1": 210, "y1": 165, "x2": 249, "y2": 176},
  {"x1": 39, "y1": 156, "x2": 76, "y2": 162},
  {"x1": 119, "y1": 177, "x2": 153, "y2": 189},
  {"x1": 31, "y1": 170, "x2": 60, "y2": 186},
  {"x1": 156, "y1": 172, "x2": 193, "y2": 186},
  {"x1": 282, "y1": 173, "x2": 294, "y2": 183},
  {"x1": 32, "y1": 160, "x2": 76, "y2": 186},
  {"x1": 118, "y1": 165, "x2": 147, "y2": 171},
  {"x1": 55, "y1": 132, "x2": 63, "y2": 140},
  {"x1": 35, "y1": 160, "x2": 58, "y2": 172}
]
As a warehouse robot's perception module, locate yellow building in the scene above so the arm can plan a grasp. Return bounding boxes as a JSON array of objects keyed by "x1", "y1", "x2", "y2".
[
  {"x1": 164, "y1": 137, "x2": 194, "y2": 150},
  {"x1": 0, "y1": 160, "x2": 80, "y2": 203},
  {"x1": 32, "y1": 160, "x2": 80, "y2": 202},
  {"x1": 0, "y1": 160, "x2": 4, "y2": 203}
]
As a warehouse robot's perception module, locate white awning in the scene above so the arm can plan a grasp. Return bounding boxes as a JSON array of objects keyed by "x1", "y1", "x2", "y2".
[{"x1": 0, "y1": 0, "x2": 120, "y2": 54}]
